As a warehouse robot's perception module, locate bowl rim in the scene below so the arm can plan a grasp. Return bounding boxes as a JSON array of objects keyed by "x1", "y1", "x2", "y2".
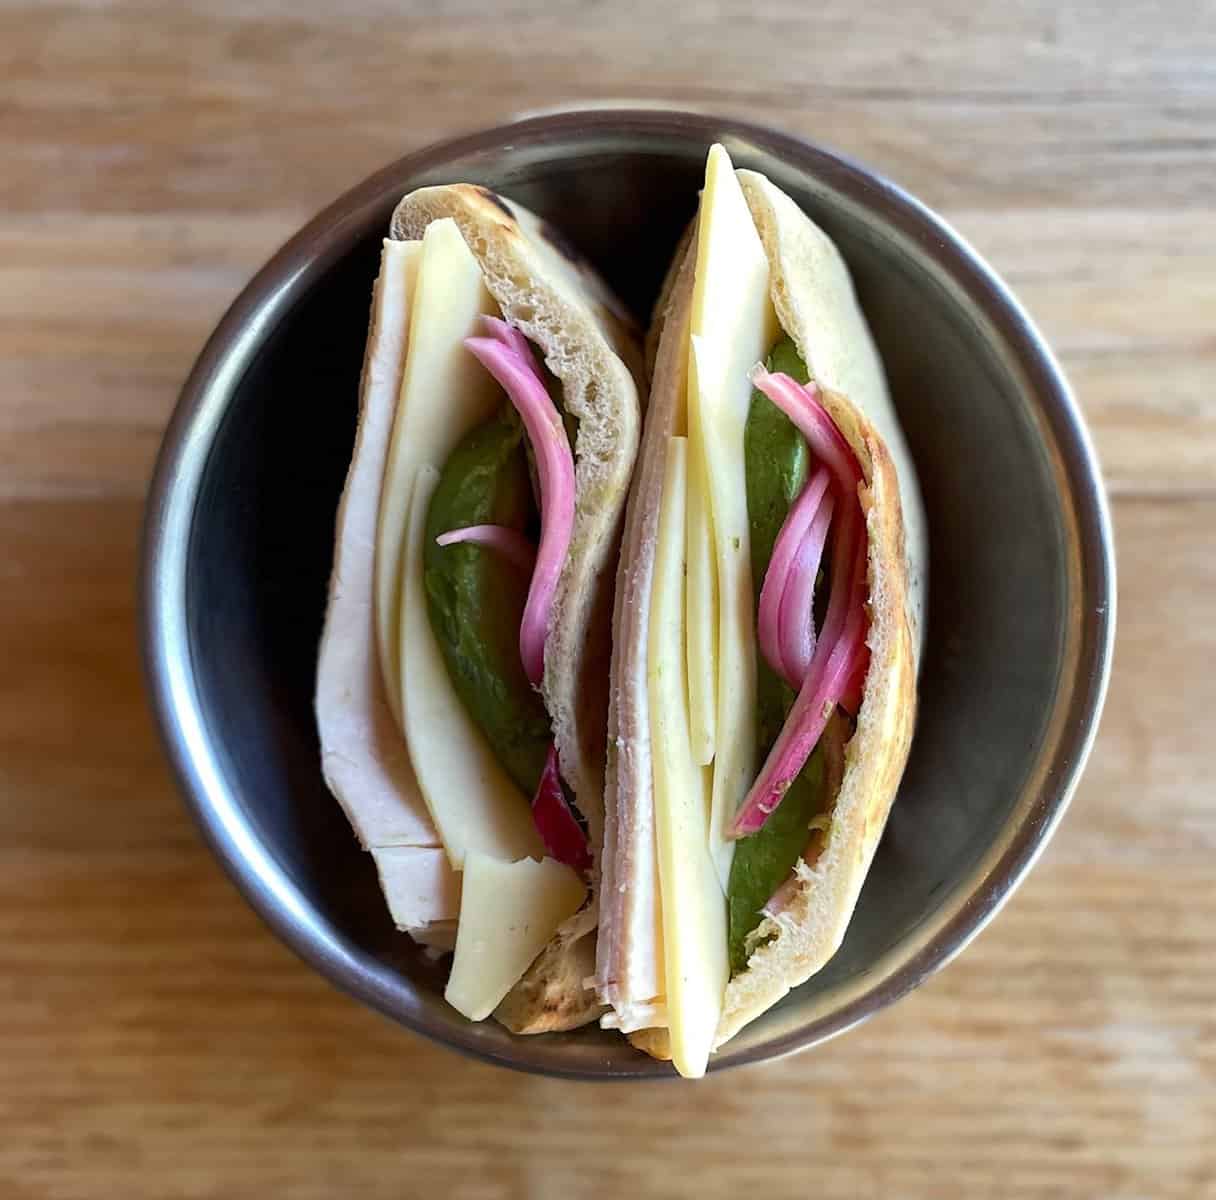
[{"x1": 140, "y1": 107, "x2": 1116, "y2": 1079}]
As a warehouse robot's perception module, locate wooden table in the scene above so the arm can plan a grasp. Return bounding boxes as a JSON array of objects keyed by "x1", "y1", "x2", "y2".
[{"x1": 2, "y1": 2, "x2": 1213, "y2": 1196}]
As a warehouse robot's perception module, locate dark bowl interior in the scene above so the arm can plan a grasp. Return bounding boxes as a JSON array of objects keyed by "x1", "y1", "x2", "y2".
[{"x1": 144, "y1": 111, "x2": 1113, "y2": 1077}]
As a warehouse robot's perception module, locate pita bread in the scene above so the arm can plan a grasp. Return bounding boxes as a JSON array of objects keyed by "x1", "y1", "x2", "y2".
[
  {"x1": 599, "y1": 166, "x2": 926, "y2": 1057},
  {"x1": 317, "y1": 185, "x2": 642, "y2": 1032}
]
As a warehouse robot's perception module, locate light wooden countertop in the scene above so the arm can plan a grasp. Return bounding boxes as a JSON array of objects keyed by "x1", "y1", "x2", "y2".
[{"x1": 2, "y1": 2, "x2": 1213, "y2": 1196}]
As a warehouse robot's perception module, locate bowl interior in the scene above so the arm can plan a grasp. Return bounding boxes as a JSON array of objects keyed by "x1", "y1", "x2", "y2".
[{"x1": 163, "y1": 115, "x2": 1108, "y2": 1076}]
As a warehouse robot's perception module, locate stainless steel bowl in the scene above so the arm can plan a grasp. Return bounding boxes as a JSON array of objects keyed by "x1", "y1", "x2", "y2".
[{"x1": 141, "y1": 109, "x2": 1115, "y2": 1077}]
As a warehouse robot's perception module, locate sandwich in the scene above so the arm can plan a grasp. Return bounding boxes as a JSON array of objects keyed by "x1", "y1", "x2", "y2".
[
  {"x1": 315, "y1": 184, "x2": 642, "y2": 1032},
  {"x1": 594, "y1": 145, "x2": 928, "y2": 1076}
]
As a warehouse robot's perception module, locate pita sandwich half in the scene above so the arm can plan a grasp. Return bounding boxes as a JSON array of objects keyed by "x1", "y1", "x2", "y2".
[
  {"x1": 316, "y1": 184, "x2": 643, "y2": 1033},
  {"x1": 595, "y1": 145, "x2": 927, "y2": 1076}
]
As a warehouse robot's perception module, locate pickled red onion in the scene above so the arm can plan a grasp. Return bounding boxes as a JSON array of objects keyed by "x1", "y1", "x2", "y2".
[
  {"x1": 748, "y1": 367, "x2": 861, "y2": 496},
  {"x1": 485, "y1": 315, "x2": 534, "y2": 364},
  {"x1": 777, "y1": 488, "x2": 835, "y2": 688},
  {"x1": 757, "y1": 466, "x2": 830, "y2": 688},
  {"x1": 465, "y1": 318, "x2": 575, "y2": 687},
  {"x1": 435, "y1": 524, "x2": 537, "y2": 574},
  {"x1": 730, "y1": 370, "x2": 870, "y2": 837},
  {"x1": 531, "y1": 742, "x2": 592, "y2": 873}
]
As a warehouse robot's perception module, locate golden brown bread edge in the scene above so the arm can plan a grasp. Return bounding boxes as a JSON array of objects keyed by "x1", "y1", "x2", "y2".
[
  {"x1": 619, "y1": 171, "x2": 921, "y2": 1060},
  {"x1": 389, "y1": 185, "x2": 644, "y2": 1032}
]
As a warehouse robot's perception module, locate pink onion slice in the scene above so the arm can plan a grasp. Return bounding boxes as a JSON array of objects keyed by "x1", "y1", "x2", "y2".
[
  {"x1": 777, "y1": 488, "x2": 835, "y2": 688},
  {"x1": 730, "y1": 370, "x2": 869, "y2": 837},
  {"x1": 748, "y1": 368, "x2": 861, "y2": 492},
  {"x1": 464, "y1": 318, "x2": 575, "y2": 687},
  {"x1": 733, "y1": 527, "x2": 867, "y2": 836},
  {"x1": 757, "y1": 467, "x2": 831, "y2": 688},
  {"x1": 435, "y1": 524, "x2": 537, "y2": 574},
  {"x1": 751, "y1": 366, "x2": 863, "y2": 690},
  {"x1": 483, "y1": 313, "x2": 535, "y2": 365},
  {"x1": 531, "y1": 742, "x2": 592, "y2": 873}
]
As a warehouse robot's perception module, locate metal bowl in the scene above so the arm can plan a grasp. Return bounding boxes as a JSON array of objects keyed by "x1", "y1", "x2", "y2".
[{"x1": 141, "y1": 109, "x2": 1115, "y2": 1077}]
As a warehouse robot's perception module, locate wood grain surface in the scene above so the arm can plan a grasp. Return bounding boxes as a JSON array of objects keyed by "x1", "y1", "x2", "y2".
[{"x1": 2, "y1": 2, "x2": 1213, "y2": 1197}]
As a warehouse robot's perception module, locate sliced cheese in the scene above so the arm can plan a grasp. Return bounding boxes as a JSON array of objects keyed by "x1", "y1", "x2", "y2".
[
  {"x1": 374, "y1": 218, "x2": 501, "y2": 727},
  {"x1": 687, "y1": 144, "x2": 778, "y2": 887},
  {"x1": 684, "y1": 373, "x2": 718, "y2": 767},
  {"x1": 445, "y1": 853, "x2": 587, "y2": 1022},
  {"x1": 399, "y1": 467, "x2": 544, "y2": 868},
  {"x1": 649, "y1": 436, "x2": 729, "y2": 1079}
]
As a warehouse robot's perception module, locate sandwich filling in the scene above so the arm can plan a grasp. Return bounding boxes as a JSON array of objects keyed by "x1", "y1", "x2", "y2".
[
  {"x1": 424, "y1": 317, "x2": 590, "y2": 872},
  {"x1": 727, "y1": 335, "x2": 866, "y2": 971}
]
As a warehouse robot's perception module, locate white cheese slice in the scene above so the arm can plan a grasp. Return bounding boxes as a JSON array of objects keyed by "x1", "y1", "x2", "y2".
[
  {"x1": 374, "y1": 218, "x2": 501, "y2": 727},
  {"x1": 445, "y1": 853, "x2": 587, "y2": 1022},
  {"x1": 649, "y1": 436, "x2": 729, "y2": 1079},
  {"x1": 687, "y1": 144, "x2": 779, "y2": 886},
  {"x1": 684, "y1": 378, "x2": 718, "y2": 767},
  {"x1": 399, "y1": 467, "x2": 544, "y2": 868}
]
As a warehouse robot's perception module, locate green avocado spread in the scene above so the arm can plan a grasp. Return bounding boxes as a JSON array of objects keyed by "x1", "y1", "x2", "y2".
[
  {"x1": 423, "y1": 404, "x2": 552, "y2": 798},
  {"x1": 726, "y1": 335, "x2": 835, "y2": 974}
]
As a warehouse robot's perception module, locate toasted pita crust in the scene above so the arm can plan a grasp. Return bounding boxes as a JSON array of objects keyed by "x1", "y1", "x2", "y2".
[
  {"x1": 626, "y1": 1026, "x2": 673, "y2": 1061},
  {"x1": 606, "y1": 169, "x2": 925, "y2": 1057},
  {"x1": 493, "y1": 924, "x2": 602, "y2": 1033},
  {"x1": 643, "y1": 220, "x2": 694, "y2": 378}
]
